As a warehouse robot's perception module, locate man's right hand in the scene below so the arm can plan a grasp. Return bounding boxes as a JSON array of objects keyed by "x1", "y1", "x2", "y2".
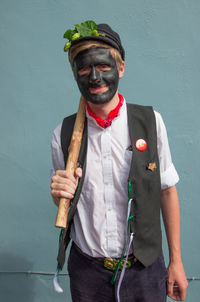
[{"x1": 51, "y1": 167, "x2": 82, "y2": 206}]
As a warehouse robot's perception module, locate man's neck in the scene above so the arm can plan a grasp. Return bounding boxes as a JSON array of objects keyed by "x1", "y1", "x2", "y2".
[{"x1": 86, "y1": 91, "x2": 119, "y2": 120}]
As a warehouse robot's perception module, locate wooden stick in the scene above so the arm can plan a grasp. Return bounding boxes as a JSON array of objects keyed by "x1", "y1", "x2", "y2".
[{"x1": 55, "y1": 96, "x2": 86, "y2": 228}]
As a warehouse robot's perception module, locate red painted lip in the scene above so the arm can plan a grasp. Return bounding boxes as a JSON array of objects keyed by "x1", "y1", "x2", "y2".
[{"x1": 89, "y1": 85, "x2": 108, "y2": 94}]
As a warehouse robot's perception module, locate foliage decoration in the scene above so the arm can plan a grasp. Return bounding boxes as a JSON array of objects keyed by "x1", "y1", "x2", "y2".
[{"x1": 63, "y1": 20, "x2": 105, "y2": 52}]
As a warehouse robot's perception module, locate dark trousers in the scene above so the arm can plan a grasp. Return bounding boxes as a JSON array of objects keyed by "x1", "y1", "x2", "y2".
[{"x1": 67, "y1": 243, "x2": 168, "y2": 302}]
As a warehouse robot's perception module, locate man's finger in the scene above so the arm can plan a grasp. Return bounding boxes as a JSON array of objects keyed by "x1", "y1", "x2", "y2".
[
  {"x1": 179, "y1": 284, "x2": 188, "y2": 301},
  {"x1": 51, "y1": 189, "x2": 74, "y2": 200},
  {"x1": 53, "y1": 171, "x2": 77, "y2": 184},
  {"x1": 51, "y1": 182, "x2": 76, "y2": 194},
  {"x1": 167, "y1": 281, "x2": 174, "y2": 298},
  {"x1": 75, "y1": 167, "x2": 82, "y2": 178}
]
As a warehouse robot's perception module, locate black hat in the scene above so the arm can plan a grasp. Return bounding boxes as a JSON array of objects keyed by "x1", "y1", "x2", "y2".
[{"x1": 70, "y1": 23, "x2": 125, "y2": 60}]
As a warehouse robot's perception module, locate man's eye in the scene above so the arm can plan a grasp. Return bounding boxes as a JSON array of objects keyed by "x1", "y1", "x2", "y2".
[
  {"x1": 78, "y1": 67, "x2": 90, "y2": 76},
  {"x1": 97, "y1": 65, "x2": 111, "y2": 71}
]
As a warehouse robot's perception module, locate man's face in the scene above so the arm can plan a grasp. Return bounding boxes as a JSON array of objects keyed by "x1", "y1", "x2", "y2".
[{"x1": 73, "y1": 48, "x2": 120, "y2": 105}]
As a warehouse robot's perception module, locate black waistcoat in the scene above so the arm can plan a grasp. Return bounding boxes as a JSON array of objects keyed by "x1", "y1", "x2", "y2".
[{"x1": 57, "y1": 103, "x2": 162, "y2": 269}]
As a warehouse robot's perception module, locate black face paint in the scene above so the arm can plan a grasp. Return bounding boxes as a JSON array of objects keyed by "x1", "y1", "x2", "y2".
[{"x1": 73, "y1": 48, "x2": 119, "y2": 104}]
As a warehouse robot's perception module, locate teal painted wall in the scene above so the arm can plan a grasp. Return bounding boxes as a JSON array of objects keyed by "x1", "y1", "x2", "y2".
[{"x1": 0, "y1": 0, "x2": 199, "y2": 301}]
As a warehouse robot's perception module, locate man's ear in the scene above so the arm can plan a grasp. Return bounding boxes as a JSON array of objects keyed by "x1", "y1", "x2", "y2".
[{"x1": 119, "y1": 61, "x2": 125, "y2": 79}]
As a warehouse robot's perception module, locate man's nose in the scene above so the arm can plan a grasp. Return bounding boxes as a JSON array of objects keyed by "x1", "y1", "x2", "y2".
[{"x1": 89, "y1": 66, "x2": 101, "y2": 83}]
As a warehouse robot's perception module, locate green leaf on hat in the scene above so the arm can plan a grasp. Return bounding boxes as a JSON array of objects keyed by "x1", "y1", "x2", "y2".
[
  {"x1": 63, "y1": 20, "x2": 101, "y2": 52},
  {"x1": 75, "y1": 20, "x2": 97, "y2": 37},
  {"x1": 63, "y1": 29, "x2": 77, "y2": 40}
]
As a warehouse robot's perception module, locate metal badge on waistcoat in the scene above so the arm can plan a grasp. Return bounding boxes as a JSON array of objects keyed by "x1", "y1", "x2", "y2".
[
  {"x1": 135, "y1": 139, "x2": 147, "y2": 151},
  {"x1": 147, "y1": 162, "x2": 157, "y2": 172}
]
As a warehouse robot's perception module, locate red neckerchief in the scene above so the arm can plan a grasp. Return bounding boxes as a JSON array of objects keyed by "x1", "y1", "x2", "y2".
[{"x1": 86, "y1": 93, "x2": 124, "y2": 128}]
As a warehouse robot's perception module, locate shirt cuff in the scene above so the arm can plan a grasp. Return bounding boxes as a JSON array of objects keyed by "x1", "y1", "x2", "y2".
[
  {"x1": 160, "y1": 163, "x2": 179, "y2": 190},
  {"x1": 50, "y1": 168, "x2": 56, "y2": 178}
]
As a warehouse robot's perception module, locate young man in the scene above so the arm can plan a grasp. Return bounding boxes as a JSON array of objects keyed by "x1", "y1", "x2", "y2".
[{"x1": 51, "y1": 22, "x2": 188, "y2": 302}]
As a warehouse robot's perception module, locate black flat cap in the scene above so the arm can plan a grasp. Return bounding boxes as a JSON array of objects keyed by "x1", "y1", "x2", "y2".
[{"x1": 70, "y1": 23, "x2": 125, "y2": 60}]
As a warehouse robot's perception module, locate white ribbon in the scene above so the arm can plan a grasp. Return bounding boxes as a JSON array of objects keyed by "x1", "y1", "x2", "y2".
[
  {"x1": 116, "y1": 198, "x2": 135, "y2": 302},
  {"x1": 116, "y1": 232, "x2": 134, "y2": 302},
  {"x1": 53, "y1": 271, "x2": 64, "y2": 293}
]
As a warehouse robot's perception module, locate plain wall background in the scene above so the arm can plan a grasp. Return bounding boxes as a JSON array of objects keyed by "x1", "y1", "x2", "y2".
[{"x1": 0, "y1": 0, "x2": 199, "y2": 301}]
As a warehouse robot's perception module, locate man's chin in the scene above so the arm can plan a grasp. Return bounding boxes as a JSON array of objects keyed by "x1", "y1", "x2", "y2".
[
  {"x1": 83, "y1": 88, "x2": 117, "y2": 105},
  {"x1": 86, "y1": 95, "x2": 111, "y2": 105}
]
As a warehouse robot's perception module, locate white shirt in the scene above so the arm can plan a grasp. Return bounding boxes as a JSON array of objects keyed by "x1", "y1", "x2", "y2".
[{"x1": 51, "y1": 100, "x2": 179, "y2": 257}]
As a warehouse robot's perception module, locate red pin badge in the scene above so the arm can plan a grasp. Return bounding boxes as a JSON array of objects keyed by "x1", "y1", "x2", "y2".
[{"x1": 135, "y1": 139, "x2": 147, "y2": 151}]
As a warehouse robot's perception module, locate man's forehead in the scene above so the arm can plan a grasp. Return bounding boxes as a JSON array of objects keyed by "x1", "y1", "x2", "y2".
[{"x1": 74, "y1": 48, "x2": 113, "y2": 65}]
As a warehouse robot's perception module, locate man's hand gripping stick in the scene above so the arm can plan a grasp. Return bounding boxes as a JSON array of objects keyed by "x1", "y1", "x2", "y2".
[{"x1": 55, "y1": 96, "x2": 86, "y2": 228}]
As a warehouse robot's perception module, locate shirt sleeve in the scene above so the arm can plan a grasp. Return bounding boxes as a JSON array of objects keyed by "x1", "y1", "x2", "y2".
[
  {"x1": 154, "y1": 111, "x2": 179, "y2": 190},
  {"x1": 50, "y1": 123, "x2": 65, "y2": 178}
]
